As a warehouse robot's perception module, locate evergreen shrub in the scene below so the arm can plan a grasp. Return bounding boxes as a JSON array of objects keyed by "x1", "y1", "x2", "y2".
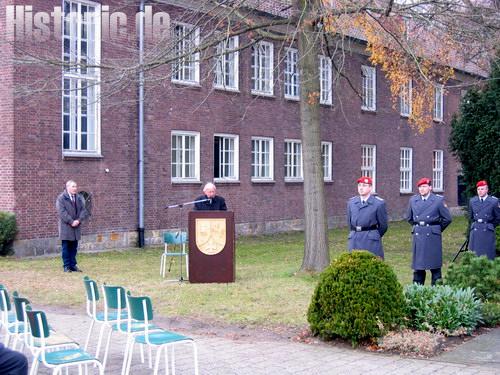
[
  {"x1": 307, "y1": 251, "x2": 405, "y2": 346},
  {"x1": 445, "y1": 252, "x2": 500, "y2": 302},
  {"x1": 0, "y1": 211, "x2": 17, "y2": 256},
  {"x1": 404, "y1": 284, "x2": 482, "y2": 334}
]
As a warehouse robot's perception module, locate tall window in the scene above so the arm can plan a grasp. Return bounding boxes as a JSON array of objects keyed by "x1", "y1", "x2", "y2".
[
  {"x1": 251, "y1": 137, "x2": 274, "y2": 181},
  {"x1": 400, "y1": 79, "x2": 412, "y2": 117},
  {"x1": 361, "y1": 145, "x2": 376, "y2": 190},
  {"x1": 214, "y1": 134, "x2": 239, "y2": 181},
  {"x1": 214, "y1": 36, "x2": 238, "y2": 90},
  {"x1": 433, "y1": 150, "x2": 444, "y2": 191},
  {"x1": 171, "y1": 131, "x2": 200, "y2": 182},
  {"x1": 319, "y1": 56, "x2": 332, "y2": 105},
  {"x1": 400, "y1": 147, "x2": 413, "y2": 193},
  {"x1": 251, "y1": 41, "x2": 273, "y2": 95},
  {"x1": 172, "y1": 23, "x2": 200, "y2": 84},
  {"x1": 361, "y1": 65, "x2": 376, "y2": 111},
  {"x1": 322, "y1": 142, "x2": 332, "y2": 181},
  {"x1": 433, "y1": 84, "x2": 444, "y2": 121},
  {"x1": 62, "y1": 0, "x2": 101, "y2": 155},
  {"x1": 284, "y1": 140, "x2": 303, "y2": 180},
  {"x1": 284, "y1": 48, "x2": 299, "y2": 99}
]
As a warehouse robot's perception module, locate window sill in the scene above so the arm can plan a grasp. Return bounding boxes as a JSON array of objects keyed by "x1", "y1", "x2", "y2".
[
  {"x1": 400, "y1": 113, "x2": 410, "y2": 118},
  {"x1": 433, "y1": 118, "x2": 443, "y2": 123},
  {"x1": 214, "y1": 179, "x2": 240, "y2": 184},
  {"x1": 284, "y1": 96, "x2": 299, "y2": 102},
  {"x1": 361, "y1": 107, "x2": 377, "y2": 113},
  {"x1": 171, "y1": 180, "x2": 202, "y2": 185},
  {"x1": 213, "y1": 86, "x2": 240, "y2": 93},
  {"x1": 251, "y1": 179, "x2": 275, "y2": 184},
  {"x1": 171, "y1": 80, "x2": 201, "y2": 88},
  {"x1": 400, "y1": 191, "x2": 414, "y2": 195},
  {"x1": 63, "y1": 152, "x2": 103, "y2": 160},
  {"x1": 251, "y1": 91, "x2": 275, "y2": 98},
  {"x1": 285, "y1": 178, "x2": 304, "y2": 183}
]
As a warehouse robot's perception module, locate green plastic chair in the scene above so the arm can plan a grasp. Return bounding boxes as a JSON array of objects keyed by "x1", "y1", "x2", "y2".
[
  {"x1": 122, "y1": 294, "x2": 199, "y2": 375},
  {"x1": 26, "y1": 309, "x2": 104, "y2": 375},
  {"x1": 161, "y1": 231, "x2": 189, "y2": 281},
  {"x1": 0, "y1": 286, "x2": 16, "y2": 346}
]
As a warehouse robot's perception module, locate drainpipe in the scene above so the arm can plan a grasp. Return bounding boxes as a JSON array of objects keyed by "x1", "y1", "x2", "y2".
[{"x1": 138, "y1": 0, "x2": 145, "y2": 247}]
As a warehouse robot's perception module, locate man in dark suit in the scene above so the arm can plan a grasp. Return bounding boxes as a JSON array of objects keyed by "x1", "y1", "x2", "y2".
[
  {"x1": 347, "y1": 176, "x2": 388, "y2": 258},
  {"x1": 407, "y1": 177, "x2": 452, "y2": 285},
  {"x1": 56, "y1": 180, "x2": 89, "y2": 273},
  {"x1": 194, "y1": 182, "x2": 227, "y2": 211},
  {"x1": 0, "y1": 343, "x2": 28, "y2": 375},
  {"x1": 469, "y1": 180, "x2": 500, "y2": 260}
]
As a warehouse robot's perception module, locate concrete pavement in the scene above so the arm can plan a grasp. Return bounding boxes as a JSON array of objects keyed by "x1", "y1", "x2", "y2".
[{"x1": 20, "y1": 309, "x2": 499, "y2": 375}]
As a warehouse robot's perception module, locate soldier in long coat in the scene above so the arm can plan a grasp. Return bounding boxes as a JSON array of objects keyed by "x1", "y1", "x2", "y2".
[
  {"x1": 347, "y1": 176, "x2": 388, "y2": 258},
  {"x1": 407, "y1": 177, "x2": 452, "y2": 285},
  {"x1": 469, "y1": 180, "x2": 500, "y2": 260},
  {"x1": 56, "y1": 180, "x2": 89, "y2": 272}
]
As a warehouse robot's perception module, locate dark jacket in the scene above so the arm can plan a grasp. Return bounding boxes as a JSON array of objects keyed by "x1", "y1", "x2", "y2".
[
  {"x1": 468, "y1": 195, "x2": 499, "y2": 260},
  {"x1": 194, "y1": 195, "x2": 227, "y2": 211},
  {"x1": 56, "y1": 191, "x2": 89, "y2": 241}
]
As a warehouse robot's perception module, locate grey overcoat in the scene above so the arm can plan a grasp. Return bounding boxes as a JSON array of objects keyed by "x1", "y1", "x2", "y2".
[
  {"x1": 468, "y1": 195, "x2": 500, "y2": 260},
  {"x1": 407, "y1": 193, "x2": 452, "y2": 270},
  {"x1": 56, "y1": 191, "x2": 89, "y2": 241}
]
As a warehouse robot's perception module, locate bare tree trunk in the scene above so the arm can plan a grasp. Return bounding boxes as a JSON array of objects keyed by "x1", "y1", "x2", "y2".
[{"x1": 296, "y1": 0, "x2": 330, "y2": 272}]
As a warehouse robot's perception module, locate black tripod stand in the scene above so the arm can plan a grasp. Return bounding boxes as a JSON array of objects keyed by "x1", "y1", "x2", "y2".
[{"x1": 451, "y1": 224, "x2": 471, "y2": 263}]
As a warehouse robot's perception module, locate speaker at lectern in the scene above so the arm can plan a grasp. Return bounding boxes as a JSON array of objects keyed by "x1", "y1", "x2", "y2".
[{"x1": 188, "y1": 211, "x2": 235, "y2": 283}]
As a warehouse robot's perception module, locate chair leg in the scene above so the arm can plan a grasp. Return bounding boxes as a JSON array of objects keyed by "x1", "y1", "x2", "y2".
[
  {"x1": 171, "y1": 345, "x2": 176, "y2": 375},
  {"x1": 121, "y1": 336, "x2": 132, "y2": 375},
  {"x1": 186, "y1": 254, "x2": 189, "y2": 280},
  {"x1": 192, "y1": 341, "x2": 199, "y2": 375},
  {"x1": 95, "y1": 323, "x2": 106, "y2": 359},
  {"x1": 153, "y1": 345, "x2": 163, "y2": 375},
  {"x1": 84, "y1": 319, "x2": 95, "y2": 350},
  {"x1": 102, "y1": 328, "x2": 113, "y2": 369}
]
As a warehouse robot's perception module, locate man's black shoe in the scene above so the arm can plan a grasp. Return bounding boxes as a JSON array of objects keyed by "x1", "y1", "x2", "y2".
[
  {"x1": 71, "y1": 266, "x2": 82, "y2": 272},
  {"x1": 64, "y1": 267, "x2": 72, "y2": 273}
]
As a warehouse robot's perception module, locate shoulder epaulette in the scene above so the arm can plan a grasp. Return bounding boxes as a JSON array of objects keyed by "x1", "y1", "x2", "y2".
[{"x1": 375, "y1": 196, "x2": 384, "y2": 201}]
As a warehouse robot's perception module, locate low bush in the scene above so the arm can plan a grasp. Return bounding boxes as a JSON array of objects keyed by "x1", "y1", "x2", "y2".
[
  {"x1": 307, "y1": 251, "x2": 405, "y2": 346},
  {"x1": 445, "y1": 252, "x2": 500, "y2": 302},
  {"x1": 404, "y1": 284, "x2": 482, "y2": 334},
  {"x1": 0, "y1": 211, "x2": 17, "y2": 256},
  {"x1": 481, "y1": 302, "x2": 500, "y2": 327}
]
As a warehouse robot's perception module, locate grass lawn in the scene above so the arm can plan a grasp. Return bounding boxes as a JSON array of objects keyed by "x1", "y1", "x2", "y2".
[{"x1": 0, "y1": 216, "x2": 470, "y2": 329}]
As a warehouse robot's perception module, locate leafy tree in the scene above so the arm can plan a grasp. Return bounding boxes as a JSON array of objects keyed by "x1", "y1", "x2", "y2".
[{"x1": 450, "y1": 57, "x2": 500, "y2": 198}]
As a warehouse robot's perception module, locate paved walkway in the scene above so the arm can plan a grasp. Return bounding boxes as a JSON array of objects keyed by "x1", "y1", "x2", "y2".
[{"x1": 18, "y1": 309, "x2": 499, "y2": 375}]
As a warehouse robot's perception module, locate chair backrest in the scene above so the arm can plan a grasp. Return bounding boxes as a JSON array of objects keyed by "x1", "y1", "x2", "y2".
[
  {"x1": 27, "y1": 310, "x2": 50, "y2": 339},
  {"x1": 164, "y1": 231, "x2": 187, "y2": 245},
  {"x1": 103, "y1": 285, "x2": 127, "y2": 310},
  {"x1": 0, "y1": 287, "x2": 11, "y2": 312},
  {"x1": 127, "y1": 295, "x2": 154, "y2": 322},
  {"x1": 83, "y1": 276, "x2": 100, "y2": 301},
  {"x1": 13, "y1": 295, "x2": 30, "y2": 322}
]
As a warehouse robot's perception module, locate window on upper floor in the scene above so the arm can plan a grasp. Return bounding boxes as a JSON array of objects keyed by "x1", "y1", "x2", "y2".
[
  {"x1": 320, "y1": 56, "x2": 332, "y2": 105},
  {"x1": 172, "y1": 23, "x2": 200, "y2": 85},
  {"x1": 433, "y1": 84, "x2": 444, "y2": 121},
  {"x1": 251, "y1": 137, "x2": 274, "y2": 181},
  {"x1": 284, "y1": 48, "x2": 299, "y2": 100},
  {"x1": 361, "y1": 144, "x2": 376, "y2": 190},
  {"x1": 361, "y1": 65, "x2": 376, "y2": 111},
  {"x1": 214, "y1": 134, "x2": 239, "y2": 181},
  {"x1": 251, "y1": 41, "x2": 274, "y2": 95},
  {"x1": 400, "y1": 147, "x2": 413, "y2": 193},
  {"x1": 322, "y1": 142, "x2": 332, "y2": 181},
  {"x1": 171, "y1": 131, "x2": 200, "y2": 182},
  {"x1": 62, "y1": 0, "x2": 101, "y2": 156},
  {"x1": 400, "y1": 79, "x2": 412, "y2": 117},
  {"x1": 284, "y1": 140, "x2": 303, "y2": 181},
  {"x1": 433, "y1": 149, "x2": 444, "y2": 191},
  {"x1": 214, "y1": 36, "x2": 239, "y2": 91}
]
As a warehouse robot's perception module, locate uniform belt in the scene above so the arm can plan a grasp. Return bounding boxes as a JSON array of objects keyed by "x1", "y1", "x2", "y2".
[
  {"x1": 474, "y1": 219, "x2": 489, "y2": 223},
  {"x1": 352, "y1": 224, "x2": 379, "y2": 232},
  {"x1": 416, "y1": 221, "x2": 440, "y2": 226}
]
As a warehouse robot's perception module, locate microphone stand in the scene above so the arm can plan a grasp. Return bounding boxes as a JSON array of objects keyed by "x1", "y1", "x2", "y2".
[{"x1": 164, "y1": 198, "x2": 210, "y2": 282}]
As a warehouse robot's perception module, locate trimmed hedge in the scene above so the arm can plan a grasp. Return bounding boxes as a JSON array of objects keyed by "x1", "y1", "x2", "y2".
[
  {"x1": 0, "y1": 211, "x2": 17, "y2": 256},
  {"x1": 307, "y1": 251, "x2": 405, "y2": 346}
]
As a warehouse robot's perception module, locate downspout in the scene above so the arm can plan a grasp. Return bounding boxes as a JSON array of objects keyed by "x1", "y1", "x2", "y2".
[{"x1": 138, "y1": 0, "x2": 145, "y2": 247}]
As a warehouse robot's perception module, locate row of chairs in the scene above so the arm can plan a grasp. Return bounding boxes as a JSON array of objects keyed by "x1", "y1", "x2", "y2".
[
  {"x1": 0, "y1": 283, "x2": 104, "y2": 374},
  {"x1": 83, "y1": 276, "x2": 199, "y2": 374}
]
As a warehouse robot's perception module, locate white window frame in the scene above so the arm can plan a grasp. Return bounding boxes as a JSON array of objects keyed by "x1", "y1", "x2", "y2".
[
  {"x1": 214, "y1": 36, "x2": 239, "y2": 91},
  {"x1": 319, "y1": 55, "x2": 332, "y2": 105},
  {"x1": 400, "y1": 147, "x2": 413, "y2": 193},
  {"x1": 433, "y1": 84, "x2": 444, "y2": 121},
  {"x1": 214, "y1": 134, "x2": 239, "y2": 182},
  {"x1": 251, "y1": 41, "x2": 274, "y2": 96},
  {"x1": 284, "y1": 139, "x2": 303, "y2": 181},
  {"x1": 361, "y1": 144, "x2": 376, "y2": 191},
  {"x1": 62, "y1": 0, "x2": 101, "y2": 156},
  {"x1": 322, "y1": 142, "x2": 332, "y2": 181},
  {"x1": 432, "y1": 150, "x2": 444, "y2": 191},
  {"x1": 172, "y1": 23, "x2": 200, "y2": 85},
  {"x1": 251, "y1": 137, "x2": 274, "y2": 181},
  {"x1": 400, "y1": 79, "x2": 412, "y2": 117},
  {"x1": 361, "y1": 65, "x2": 376, "y2": 111},
  {"x1": 171, "y1": 131, "x2": 200, "y2": 183},
  {"x1": 284, "y1": 48, "x2": 299, "y2": 100}
]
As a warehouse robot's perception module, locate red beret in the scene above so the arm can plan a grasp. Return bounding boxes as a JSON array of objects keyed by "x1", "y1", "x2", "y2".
[
  {"x1": 417, "y1": 177, "x2": 431, "y2": 187},
  {"x1": 476, "y1": 180, "x2": 488, "y2": 187},
  {"x1": 357, "y1": 176, "x2": 372, "y2": 185}
]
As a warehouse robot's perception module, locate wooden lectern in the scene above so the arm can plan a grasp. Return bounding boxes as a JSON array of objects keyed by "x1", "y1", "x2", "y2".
[{"x1": 188, "y1": 211, "x2": 235, "y2": 283}]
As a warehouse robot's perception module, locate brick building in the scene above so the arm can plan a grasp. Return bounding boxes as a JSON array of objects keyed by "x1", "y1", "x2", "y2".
[{"x1": 0, "y1": 1, "x2": 476, "y2": 256}]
